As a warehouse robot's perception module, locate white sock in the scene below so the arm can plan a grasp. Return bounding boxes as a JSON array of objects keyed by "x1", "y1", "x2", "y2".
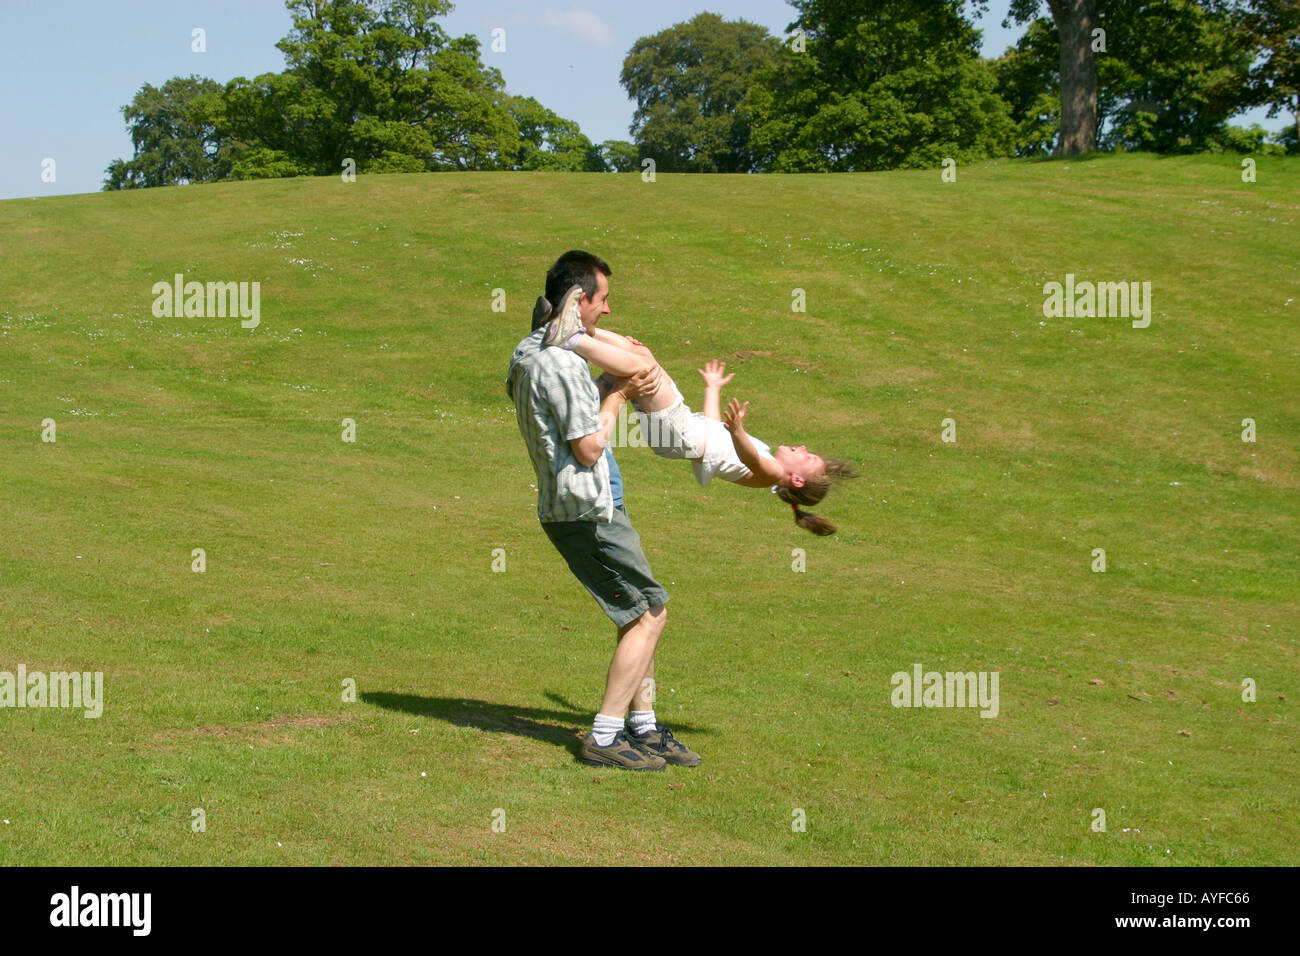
[
  {"x1": 592, "y1": 712, "x2": 624, "y2": 747},
  {"x1": 629, "y1": 710, "x2": 657, "y2": 737}
]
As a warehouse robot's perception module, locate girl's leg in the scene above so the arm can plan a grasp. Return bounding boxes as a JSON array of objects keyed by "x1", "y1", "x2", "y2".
[
  {"x1": 588, "y1": 327, "x2": 643, "y2": 350},
  {"x1": 569, "y1": 332, "x2": 647, "y2": 378},
  {"x1": 571, "y1": 335, "x2": 677, "y2": 413}
]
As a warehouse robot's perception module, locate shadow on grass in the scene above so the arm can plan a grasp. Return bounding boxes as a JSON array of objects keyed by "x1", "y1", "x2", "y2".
[{"x1": 362, "y1": 690, "x2": 704, "y2": 760}]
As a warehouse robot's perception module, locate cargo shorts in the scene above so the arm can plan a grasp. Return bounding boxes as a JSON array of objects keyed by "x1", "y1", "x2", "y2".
[{"x1": 541, "y1": 504, "x2": 670, "y2": 627}]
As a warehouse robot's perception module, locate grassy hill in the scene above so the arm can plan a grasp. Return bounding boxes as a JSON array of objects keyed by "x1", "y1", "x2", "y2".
[{"x1": 0, "y1": 153, "x2": 1295, "y2": 865}]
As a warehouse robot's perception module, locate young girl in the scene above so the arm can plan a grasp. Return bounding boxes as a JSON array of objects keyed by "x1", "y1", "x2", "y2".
[{"x1": 541, "y1": 285, "x2": 858, "y2": 535}]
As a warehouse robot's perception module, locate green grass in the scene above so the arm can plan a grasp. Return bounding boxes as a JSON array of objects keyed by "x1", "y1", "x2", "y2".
[{"x1": 0, "y1": 152, "x2": 1296, "y2": 865}]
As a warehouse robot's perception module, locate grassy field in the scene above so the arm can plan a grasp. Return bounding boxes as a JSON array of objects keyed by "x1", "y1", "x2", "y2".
[{"x1": 0, "y1": 153, "x2": 1295, "y2": 865}]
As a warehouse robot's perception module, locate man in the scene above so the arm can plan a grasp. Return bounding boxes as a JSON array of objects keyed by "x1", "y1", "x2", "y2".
[{"x1": 506, "y1": 250, "x2": 700, "y2": 771}]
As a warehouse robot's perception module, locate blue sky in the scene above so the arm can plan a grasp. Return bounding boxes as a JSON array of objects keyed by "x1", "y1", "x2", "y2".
[{"x1": 0, "y1": 0, "x2": 1282, "y2": 200}]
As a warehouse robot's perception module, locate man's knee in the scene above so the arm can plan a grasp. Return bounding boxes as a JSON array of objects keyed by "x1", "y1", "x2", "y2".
[{"x1": 620, "y1": 603, "x2": 666, "y2": 639}]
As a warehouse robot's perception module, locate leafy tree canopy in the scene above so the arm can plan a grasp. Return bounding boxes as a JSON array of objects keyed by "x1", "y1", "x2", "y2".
[
  {"x1": 621, "y1": 13, "x2": 780, "y2": 172},
  {"x1": 744, "y1": 0, "x2": 1016, "y2": 171}
]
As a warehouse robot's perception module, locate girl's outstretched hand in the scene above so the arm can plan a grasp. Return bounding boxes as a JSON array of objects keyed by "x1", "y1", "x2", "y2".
[
  {"x1": 698, "y1": 359, "x2": 734, "y2": 389},
  {"x1": 724, "y1": 398, "x2": 749, "y2": 433}
]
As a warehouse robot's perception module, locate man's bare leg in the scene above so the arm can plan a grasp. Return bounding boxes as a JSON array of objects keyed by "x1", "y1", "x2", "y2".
[
  {"x1": 599, "y1": 605, "x2": 666, "y2": 718},
  {"x1": 634, "y1": 656, "x2": 655, "y2": 713}
]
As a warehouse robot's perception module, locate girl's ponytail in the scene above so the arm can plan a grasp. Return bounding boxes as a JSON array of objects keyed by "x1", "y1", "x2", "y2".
[
  {"x1": 776, "y1": 458, "x2": 859, "y2": 536},
  {"x1": 790, "y1": 501, "x2": 836, "y2": 536}
]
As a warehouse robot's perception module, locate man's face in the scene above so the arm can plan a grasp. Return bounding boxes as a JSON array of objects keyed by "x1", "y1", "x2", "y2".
[{"x1": 579, "y1": 271, "x2": 611, "y2": 334}]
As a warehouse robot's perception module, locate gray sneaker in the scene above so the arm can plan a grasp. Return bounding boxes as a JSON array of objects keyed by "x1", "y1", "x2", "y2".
[
  {"x1": 630, "y1": 725, "x2": 701, "y2": 767},
  {"x1": 580, "y1": 731, "x2": 667, "y2": 771},
  {"x1": 543, "y1": 284, "x2": 585, "y2": 348}
]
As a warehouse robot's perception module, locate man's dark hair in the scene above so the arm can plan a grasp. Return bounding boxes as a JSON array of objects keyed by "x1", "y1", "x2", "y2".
[{"x1": 536, "y1": 250, "x2": 612, "y2": 330}]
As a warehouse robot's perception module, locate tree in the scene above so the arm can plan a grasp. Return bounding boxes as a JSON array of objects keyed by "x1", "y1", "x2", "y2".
[
  {"x1": 744, "y1": 0, "x2": 1016, "y2": 171},
  {"x1": 104, "y1": 0, "x2": 574, "y2": 186},
  {"x1": 1207, "y1": 122, "x2": 1288, "y2": 153},
  {"x1": 506, "y1": 96, "x2": 602, "y2": 171},
  {"x1": 103, "y1": 76, "x2": 227, "y2": 189},
  {"x1": 620, "y1": 13, "x2": 780, "y2": 172},
  {"x1": 598, "y1": 140, "x2": 640, "y2": 172},
  {"x1": 995, "y1": 0, "x2": 1257, "y2": 154},
  {"x1": 272, "y1": 0, "x2": 519, "y2": 172},
  {"x1": 994, "y1": 19, "x2": 1061, "y2": 155},
  {"x1": 1273, "y1": 123, "x2": 1299, "y2": 153},
  {"x1": 1101, "y1": 0, "x2": 1254, "y2": 152},
  {"x1": 1232, "y1": 0, "x2": 1300, "y2": 147},
  {"x1": 1001, "y1": 0, "x2": 1099, "y2": 155},
  {"x1": 220, "y1": 71, "x2": 337, "y2": 176}
]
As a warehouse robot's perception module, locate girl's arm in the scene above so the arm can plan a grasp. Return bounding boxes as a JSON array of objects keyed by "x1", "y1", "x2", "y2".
[
  {"x1": 697, "y1": 359, "x2": 733, "y2": 421},
  {"x1": 724, "y1": 399, "x2": 783, "y2": 484}
]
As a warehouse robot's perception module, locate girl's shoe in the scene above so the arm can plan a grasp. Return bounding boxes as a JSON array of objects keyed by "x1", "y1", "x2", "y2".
[{"x1": 543, "y1": 284, "x2": 585, "y2": 348}]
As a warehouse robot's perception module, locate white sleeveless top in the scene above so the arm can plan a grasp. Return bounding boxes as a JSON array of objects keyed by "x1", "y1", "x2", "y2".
[{"x1": 691, "y1": 416, "x2": 774, "y2": 487}]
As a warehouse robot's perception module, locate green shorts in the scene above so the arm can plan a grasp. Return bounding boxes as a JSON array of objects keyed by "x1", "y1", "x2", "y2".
[{"x1": 541, "y1": 505, "x2": 670, "y2": 627}]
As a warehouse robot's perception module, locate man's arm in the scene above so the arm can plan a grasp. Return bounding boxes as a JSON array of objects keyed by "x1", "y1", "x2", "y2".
[
  {"x1": 569, "y1": 365, "x2": 663, "y2": 467},
  {"x1": 570, "y1": 389, "x2": 628, "y2": 468}
]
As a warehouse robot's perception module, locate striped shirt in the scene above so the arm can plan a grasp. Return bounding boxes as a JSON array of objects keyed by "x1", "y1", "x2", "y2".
[{"x1": 506, "y1": 327, "x2": 614, "y2": 523}]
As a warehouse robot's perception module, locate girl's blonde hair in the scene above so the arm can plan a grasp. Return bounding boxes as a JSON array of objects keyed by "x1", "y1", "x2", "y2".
[{"x1": 775, "y1": 459, "x2": 859, "y2": 535}]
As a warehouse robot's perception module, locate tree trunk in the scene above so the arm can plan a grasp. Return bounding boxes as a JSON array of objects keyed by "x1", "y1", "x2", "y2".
[{"x1": 1050, "y1": 0, "x2": 1098, "y2": 156}]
